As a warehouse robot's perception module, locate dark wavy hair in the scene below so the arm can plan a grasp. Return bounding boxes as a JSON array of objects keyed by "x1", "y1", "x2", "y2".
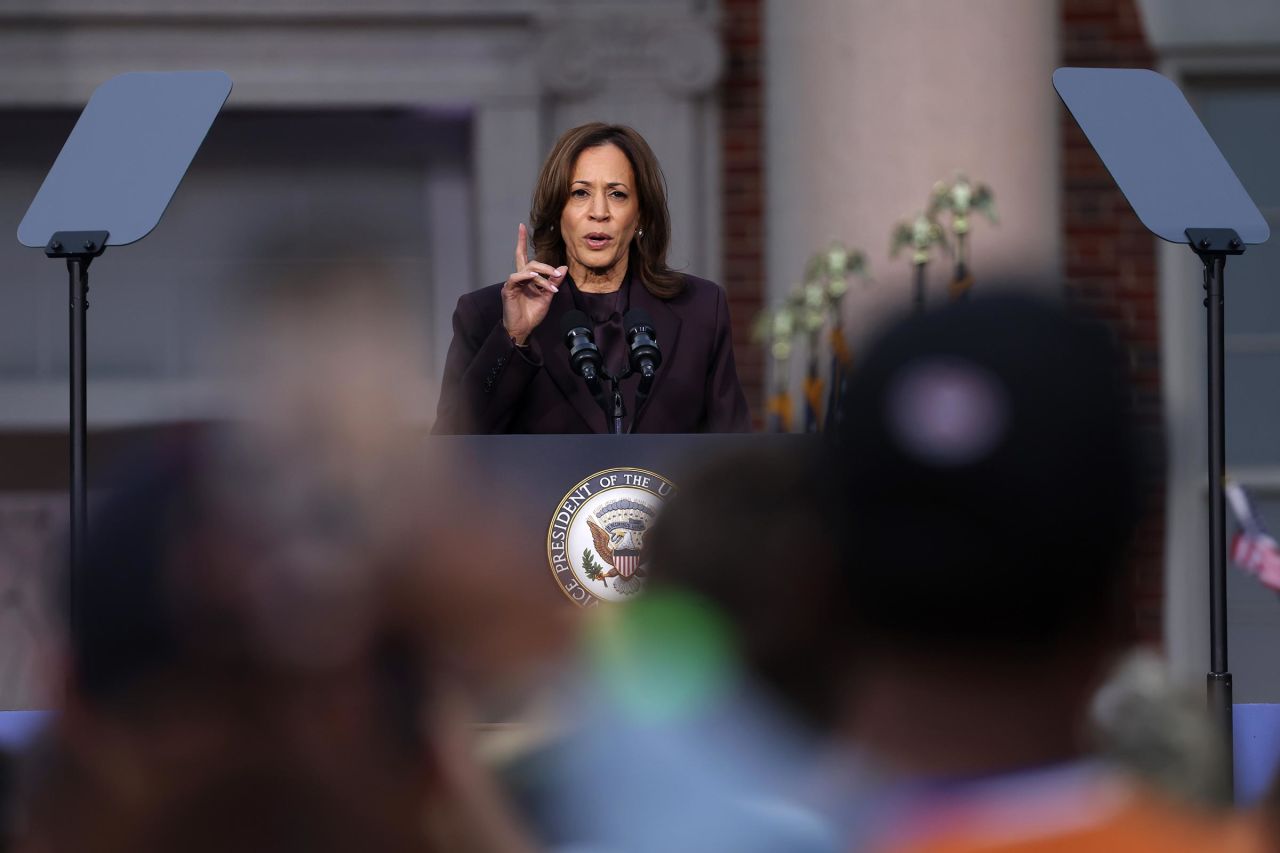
[{"x1": 529, "y1": 123, "x2": 683, "y2": 299}]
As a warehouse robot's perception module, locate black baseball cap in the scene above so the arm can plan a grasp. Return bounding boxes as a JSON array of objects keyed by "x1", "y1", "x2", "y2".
[{"x1": 829, "y1": 293, "x2": 1146, "y2": 649}]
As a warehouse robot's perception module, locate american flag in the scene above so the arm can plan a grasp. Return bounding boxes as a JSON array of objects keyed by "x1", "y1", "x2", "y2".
[{"x1": 1226, "y1": 481, "x2": 1280, "y2": 592}]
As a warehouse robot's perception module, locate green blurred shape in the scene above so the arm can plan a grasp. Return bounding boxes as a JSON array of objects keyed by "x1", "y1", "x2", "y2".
[{"x1": 585, "y1": 589, "x2": 740, "y2": 724}]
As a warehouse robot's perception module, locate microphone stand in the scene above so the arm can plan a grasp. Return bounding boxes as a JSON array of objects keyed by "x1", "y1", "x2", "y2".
[
  {"x1": 598, "y1": 361, "x2": 657, "y2": 435},
  {"x1": 598, "y1": 366, "x2": 633, "y2": 435},
  {"x1": 598, "y1": 358, "x2": 657, "y2": 435}
]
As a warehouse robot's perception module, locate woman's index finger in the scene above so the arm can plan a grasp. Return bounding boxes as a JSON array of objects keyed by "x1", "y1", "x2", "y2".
[{"x1": 515, "y1": 223, "x2": 529, "y2": 270}]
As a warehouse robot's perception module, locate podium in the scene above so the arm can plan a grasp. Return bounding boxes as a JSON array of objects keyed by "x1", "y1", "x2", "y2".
[{"x1": 429, "y1": 433, "x2": 810, "y2": 608}]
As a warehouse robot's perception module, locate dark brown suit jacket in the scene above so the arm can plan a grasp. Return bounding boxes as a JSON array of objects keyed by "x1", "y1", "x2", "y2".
[{"x1": 433, "y1": 273, "x2": 751, "y2": 434}]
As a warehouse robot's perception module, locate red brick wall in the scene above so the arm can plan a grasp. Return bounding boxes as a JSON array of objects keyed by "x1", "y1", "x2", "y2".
[
  {"x1": 721, "y1": 0, "x2": 765, "y2": 422},
  {"x1": 1061, "y1": 0, "x2": 1164, "y2": 643}
]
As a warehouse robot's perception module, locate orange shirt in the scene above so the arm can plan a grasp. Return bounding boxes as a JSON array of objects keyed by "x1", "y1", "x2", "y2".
[{"x1": 870, "y1": 765, "x2": 1263, "y2": 853}]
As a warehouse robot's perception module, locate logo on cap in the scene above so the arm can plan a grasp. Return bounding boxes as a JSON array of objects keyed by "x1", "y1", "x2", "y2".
[{"x1": 887, "y1": 357, "x2": 1010, "y2": 467}]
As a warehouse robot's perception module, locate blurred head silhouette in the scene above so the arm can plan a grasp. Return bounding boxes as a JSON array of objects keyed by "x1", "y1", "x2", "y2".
[
  {"x1": 24, "y1": 428, "x2": 439, "y2": 851},
  {"x1": 28, "y1": 420, "x2": 549, "y2": 852},
  {"x1": 832, "y1": 293, "x2": 1142, "y2": 653},
  {"x1": 828, "y1": 292, "x2": 1147, "y2": 776},
  {"x1": 642, "y1": 444, "x2": 846, "y2": 731}
]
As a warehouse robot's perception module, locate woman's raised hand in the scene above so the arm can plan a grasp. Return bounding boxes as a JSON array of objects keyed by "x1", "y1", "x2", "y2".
[{"x1": 501, "y1": 223, "x2": 568, "y2": 346}]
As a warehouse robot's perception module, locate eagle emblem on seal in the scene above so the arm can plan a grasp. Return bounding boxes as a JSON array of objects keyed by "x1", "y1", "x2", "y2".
[{"x1": 583, "y1": 498, "x2": 655, "y2": 597}]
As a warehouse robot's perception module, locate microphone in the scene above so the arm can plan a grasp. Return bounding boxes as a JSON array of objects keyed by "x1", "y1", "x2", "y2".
[
  {"x1": 561, "y1": 310, "x2": 602, "y2": 384},
  {"x1": 624, "y1": 308, "x2": 662, "y2": 396}
]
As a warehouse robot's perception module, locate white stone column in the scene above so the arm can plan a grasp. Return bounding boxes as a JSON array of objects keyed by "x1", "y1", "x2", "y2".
[
  {"x1": 471, "y1": 102, "x2": 547, "y2": 293},
  {"x1": 765, "y1": 0, "x2": 1061, "y2": 342}
]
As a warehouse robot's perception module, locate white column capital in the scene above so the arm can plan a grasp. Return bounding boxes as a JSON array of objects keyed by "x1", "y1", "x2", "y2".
[{"x1": 534, "y1": 13, "x2": 723, "y2": 97}]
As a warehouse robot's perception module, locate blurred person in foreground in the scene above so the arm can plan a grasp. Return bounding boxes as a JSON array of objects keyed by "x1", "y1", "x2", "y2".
[
  {"x1": 0, "y1": 747, "x2": 13, "y2": 852},
  {"x1": 434, "y1": 122, "x2": 750, "y2": 434},
  {"x1": 1089, "y1": 647, "x2": 1232, "y2": 810},
  {"x1": 500, "y1": 444, "x2": 878, "y2": 852},
  {"x1": 14, "y1": 430, "x2": 539, "y2": 853},
  {"x1": 13, "y1": 245, "x2": 552, "y2": 852},
  {"x1": 825, "y1": 294, "x2": 1258, "y2": 852},
  {"x1": 1254, "y1": 760, "x2": 1280, "y2": 852},
  {"x1": 221, "y1": 235, "x2": 574, "y2": 712}
]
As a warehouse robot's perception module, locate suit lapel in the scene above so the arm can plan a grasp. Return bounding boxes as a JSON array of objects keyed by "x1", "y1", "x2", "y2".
[
  {"x1": 630, "y1": 279, "x2": 681, "y2": 430},
  {"x1": 532, "y1": 283, "x2": 608, "y2": 432}
]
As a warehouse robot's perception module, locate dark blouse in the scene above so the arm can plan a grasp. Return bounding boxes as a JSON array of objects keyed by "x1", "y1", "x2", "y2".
[{"x1": 573, "y1": 277, "x2": 633, "y2": 430}]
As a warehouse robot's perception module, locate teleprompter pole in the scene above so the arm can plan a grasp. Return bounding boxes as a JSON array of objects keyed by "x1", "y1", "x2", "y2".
[
  {"x1": 1189, "y1": 227, "x2": 1243, "y2": 796},
  {"x1": 69, "y1": 257, "x2": 87, "y2": 630},
  {"x1": 47, "y1": 230, "x2": 106, "y2": 643}
]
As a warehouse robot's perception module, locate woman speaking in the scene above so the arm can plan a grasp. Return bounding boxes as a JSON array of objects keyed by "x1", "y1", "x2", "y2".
[{"x1": 434, "y1": 123, "x2": 750, "y2": 434}]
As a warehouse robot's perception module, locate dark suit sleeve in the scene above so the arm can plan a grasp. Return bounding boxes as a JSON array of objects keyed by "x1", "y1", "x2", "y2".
[
  {"x1": 433, "y1": 294, "x2": 544, "y2": 434},
  {"x1": 701, "y1": 284, "x2": 752, "y2": 433}
]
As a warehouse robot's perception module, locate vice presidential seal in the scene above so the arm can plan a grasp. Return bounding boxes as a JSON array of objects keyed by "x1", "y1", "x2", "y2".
[{"x1": 547, "y1": 467, "x2": 675, "y2": 607}]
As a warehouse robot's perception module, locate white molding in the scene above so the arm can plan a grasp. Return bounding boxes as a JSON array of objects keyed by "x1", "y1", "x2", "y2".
[
  {"x1": 1157, "y1": 54, "x2": 1280, "y2": 79},
  {"x1": 1137, "y1": 0, "x2": 1280, "y2": 55},
  {"x1": 1222, "y1": 468, "x2": 1280, "y2": 495},
  {"x1": 0, "y1": 1, "x2": 542, "y2": 19},
  {"x1": 0, "y1": 378, "x2": 435, "y2": 429},
  {"x1": 534, "y1": 14, "x2": 722, "y2": 97},
  {"x1": 0, "y1": 23, "x2": 544, "y2": 107},
  {"x1": 1225, "y1": 333, "x2": 1280, "y2": 354},
  {"x1": 0, "y1": 379, "x2": 231, "y2": 429},
  {"x1": 0, "y1": 0, "x2": 699, "y2": 16}
]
